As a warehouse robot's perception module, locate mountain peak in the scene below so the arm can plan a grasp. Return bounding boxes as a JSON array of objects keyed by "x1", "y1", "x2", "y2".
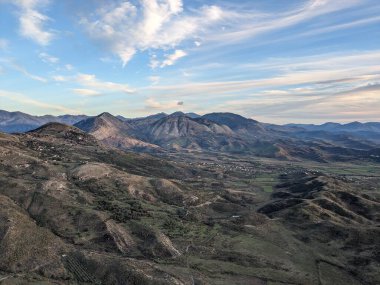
[
  {"x1": 97, "y1": 112, "x2": 115, "y2": 119},
  {"x1": 202, "y1": 112, "x2": 260, "y2": 130},
  {"x1": 185, "y1": 112, "x2": 201, "y2": 119},
  {"x1": 74, "y1": 112, "x2": 124, "y2": 134},
  {"x1": 97, "y1": 112, "x2": 124, "y2": 124},
  {"x1": 169, "y1": 111, "x2": 186, "y2": 117},
  {"x1": 345, "y1": 121, "x2": 362, "y2": 126}
]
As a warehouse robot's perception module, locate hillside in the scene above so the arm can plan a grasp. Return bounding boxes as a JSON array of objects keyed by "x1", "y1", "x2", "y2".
[{"x1": 0, "y1": 125, "x2": 379, "y2": 284}]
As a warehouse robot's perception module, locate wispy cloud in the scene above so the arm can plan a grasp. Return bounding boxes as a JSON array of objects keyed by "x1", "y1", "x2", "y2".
[
  {"x1": 289, "y1": 14, "x2": 380, "y2": 39},
  {"x1": 196, "y1": 83, "x2": 380, "y2": 124},
  {"x1": 0, "y1": 89, "x2": 77, "y2": 114},
  {"x1": 52, "y1": 75, "x2": 67, "y2": 82},
  {"x1": 2, "y1": 59, "x2": 48, "y2": 82},
  {"x1": 146, "y1": 69, "x2": 380, "y2": 99},
  {"x1": 242, "y1": 50, "x2": 380, "y2": 73},
  {"x1": 72, "y1": 88, "x2": 101, "y2": 97},
  {"x1": 12, "y1": 0, "x2": 54, "y2": 45},
  {"x1": 204, "y1": 0, "x2": 362, "y2": 44},
  {"x1": 38, "y1": 52, "x2": 59, "y2": 64},
  {"x1": 146, "y1": 50, "x2": 380, "y2": 97},
  {"x1": 138, "y1": 49, "x2": 380, "y2": 123},
  {"x1": 75, "y1": 73, "x2": 135, "y2": 95},
  {"x1": 51, "y1": 72, "x2": 135, "y2": 96}
]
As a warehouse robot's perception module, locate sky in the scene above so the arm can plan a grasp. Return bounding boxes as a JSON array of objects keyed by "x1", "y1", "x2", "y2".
[{"x1": 0, "y1": 0, "x2": 380, "y2": 124}]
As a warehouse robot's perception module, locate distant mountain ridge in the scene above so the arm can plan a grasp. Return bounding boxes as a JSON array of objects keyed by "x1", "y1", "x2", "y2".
[
  {"x1": 3, "y1": 108, "x2": 379, "y2": 135},
  {"x1": 0, "y1": 109, "x2": 88, "y2": 133},
  {"x1": 288, "y1": 121, "x2": 380, "y2": 133},
  {"x1": 288, "y1": 121, "x2": 380, "y2": 143},
  {"x1": 1, "y1": 109, "x2": 380, "y2": 161}
]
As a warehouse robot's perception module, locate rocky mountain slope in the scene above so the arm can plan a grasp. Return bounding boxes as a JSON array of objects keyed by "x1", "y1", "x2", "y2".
[
  {"x1": 258, "y1": 173, "x2": 380, "y2": 285},
  {"x1": 74, "y1": 112, "x2": 160, "y2": 152},
  {"x1": 0, "y1": 123, "x2": 379, "y2": 284}
]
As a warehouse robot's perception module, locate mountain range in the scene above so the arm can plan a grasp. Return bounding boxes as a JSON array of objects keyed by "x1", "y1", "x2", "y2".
[
  {"x1": 1, "y1": 109, "x2": 380, "y2": 162},
  {"x1": 0, "y1": 110, "x2": 88, "y2": 133}
]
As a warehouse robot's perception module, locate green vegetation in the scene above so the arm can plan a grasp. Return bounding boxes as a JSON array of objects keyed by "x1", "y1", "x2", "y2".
[{"x1": 96, "y1": 199, "x2": 148, "y2": 222}]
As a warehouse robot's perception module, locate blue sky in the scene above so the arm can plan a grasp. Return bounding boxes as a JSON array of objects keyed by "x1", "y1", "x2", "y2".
[{"x1": 0, "y1": 0, "x2": 380, "y2": 123}]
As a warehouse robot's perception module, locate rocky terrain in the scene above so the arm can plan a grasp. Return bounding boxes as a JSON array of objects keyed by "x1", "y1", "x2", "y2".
[
  {"x1": 0, "y1": 123, "x2": 379, "y2": 284},
  {"x1": 74, "y1": 113, "x2": 160, "y2": 152}
]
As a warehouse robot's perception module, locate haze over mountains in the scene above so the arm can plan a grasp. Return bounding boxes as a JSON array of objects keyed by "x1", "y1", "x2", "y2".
[{"x1": 1, "y1": 109, "x2": 380, "y2": 162}]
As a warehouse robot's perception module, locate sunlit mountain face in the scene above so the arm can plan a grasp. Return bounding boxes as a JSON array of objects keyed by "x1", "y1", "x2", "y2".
[{"x1": 1, "y1": 0, "x2": 380, "y2": 124}]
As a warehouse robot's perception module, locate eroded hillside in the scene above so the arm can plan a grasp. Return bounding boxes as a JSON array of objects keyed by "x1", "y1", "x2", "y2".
[{"x1": 0, "y1": 124, "x2": 379, "y2": 284}]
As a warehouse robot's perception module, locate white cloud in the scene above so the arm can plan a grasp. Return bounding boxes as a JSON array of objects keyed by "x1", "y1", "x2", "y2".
[
  {"x1": 76, "y1": 73, "x2": 135, "y2": 94},
  {"x1": 72, "y1": 88, "x2": 101, "y2": 97},
  {"x1": 80, "y1": 0, "x2": 227, "y2": 66},
  {"x1": 160, "y1": 49, "x2": 187, "y2": 68},
  {"x1": 79, "y1": 0, "x2": 363, "y2": 66},
  {"x1": 13, "y1": 0, "x2": 54, "y2": 45},
  {"x1": 38, "y1": 52, "x2": 59, "y2": 63}
]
